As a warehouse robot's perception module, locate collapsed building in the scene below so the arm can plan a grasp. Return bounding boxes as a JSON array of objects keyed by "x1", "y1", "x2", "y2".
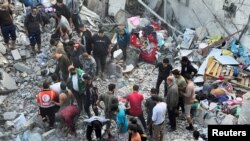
[{"x1": 1, "y1": 0, "x2": 250, "y2": 141}]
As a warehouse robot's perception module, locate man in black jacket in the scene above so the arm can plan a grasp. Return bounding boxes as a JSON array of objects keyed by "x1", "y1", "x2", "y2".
[
  {"x1": 68, "y1": 40, "x2": 86, "y2": 69},
  {"x1": 152, "y1": 58, "x2": 173, "y2": 96},
  {"x1": 79, "y1": 24, "x2": 92, "y2": 55},
  {"x1": 52, "y1": 0, "x2": 72, "y2": 26},
  {"x1": 181, "y1": 56, "x2": 197, "y2": 77},
  {"x1": 92, "y1": 29, "x2": 111, "y2": 78},
  {"x1": 24, "y1": 7, "x2": 43, "y2": 53}
]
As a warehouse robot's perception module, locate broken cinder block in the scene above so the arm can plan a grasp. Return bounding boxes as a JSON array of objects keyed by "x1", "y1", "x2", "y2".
[
  {"x1": 11, "y1": 49, "x2": 22, "y2": 60},
  {"x1": 13, "y1": 63, "x2": 32, "y2": 74}
]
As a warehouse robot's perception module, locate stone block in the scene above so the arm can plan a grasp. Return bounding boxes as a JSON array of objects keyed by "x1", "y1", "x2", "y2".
[
  {"x1": 13, "y1": 63, "x2": 32, "y2": 73},
  {"x1": 11, "y1": 49, "x2": 22, "y2": 60},
  {"x1": 3, "y1": 111, "x2": 17, "y2": 120},
  {"x1": 0, "y1": 69, "x2": 18, "y2": 94}
]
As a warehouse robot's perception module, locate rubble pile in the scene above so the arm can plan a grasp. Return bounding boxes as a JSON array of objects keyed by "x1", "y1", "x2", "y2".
[{"x1": 1, "y1": 1, "x2": 250, "y2": 141}]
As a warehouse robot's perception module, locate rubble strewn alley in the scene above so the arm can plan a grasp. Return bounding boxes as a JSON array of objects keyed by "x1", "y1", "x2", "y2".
[{"x1": 1, "y1": 0, "x2": 250, "y2": 141}]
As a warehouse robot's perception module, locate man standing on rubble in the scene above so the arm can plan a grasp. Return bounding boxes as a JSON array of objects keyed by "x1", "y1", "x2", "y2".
[
  {"x1": 53, "y1": 0, "x2": 72, "y2": 26},
  {"x1": 111, "y1": 27, "x2": 130, "y2": 66},
  {"x1": 68, "y1": 40, "x2": 86, "y2": 69},
  {"x1": 145, "y1": 88, "x2": 157, "y2": 137},
  {"x1": 79, "y1": 52, "x2": 97, "y2": 79},
  {"x1": 96, "y1": 83, "x2": 119, "y2": 137},
  {"x1": 181, "y1": 56, "x2": 197, "y2": 78},
  {"x1": 36, "y1": 80, "x2": 59, "y2": 129},
  {"x1": 183, "y1": 74, "x2": 195, "y2": 130},
  {"x1": 126, "y1": 85, "x2": 148, "y2": 132},
  {"x1": 66, "y1": 0, "x2": 82, "y2": 34},
  {"x1": 54, "y1": 49, "x2": 71, "y2": 82},
  {"x1": 166, "y1": 75, "x2": 178, "y2": 132},
  {"x1": 152, "y1": 58, "x2": 173, "y2": 96},
  {"x1": 92, "y1": 29, "x2": 111, "y2": 79},
  {"x1": 79, "y1": 24, "x2": 92, "y2": 55},
  {"x1": 67, "y1": 65, "x2": 85, "y2": 113},
  {"x1": 0, "y1": 1, "x2": 16, "y2": 49},
  {"x1": 172, "y1": 69, "x2": 187, "y2": 118},
  {"x1": 151, "y1": 95, "x2": 167, "y2": 141},
  {"x1": 24, "y1": 6, "x2": 43, "y2": 53}
]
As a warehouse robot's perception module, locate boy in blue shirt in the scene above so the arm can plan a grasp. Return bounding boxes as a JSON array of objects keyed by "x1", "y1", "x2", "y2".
[{"x1": 111, "y1": 104, "x2": 128, "y2": 141}]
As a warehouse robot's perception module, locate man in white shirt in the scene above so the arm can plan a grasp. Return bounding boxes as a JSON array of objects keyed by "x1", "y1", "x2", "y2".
[
  {"x1": 49, "y1": 73, "x2": 62, "y2": 95},
  {"x1": 151, "y1": 95, "x2": 167, "y2": 141}
]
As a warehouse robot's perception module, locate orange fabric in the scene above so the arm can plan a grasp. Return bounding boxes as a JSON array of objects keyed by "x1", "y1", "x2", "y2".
[
  {"x1": 210, "y1": 88, "x2": 225, "y2": 97},
  {"x1": 131, "y1": 133, "x2": 142, "y2": 141},
  {"x1": 36, "y1": 90, "x2": 58, "y2": 107}
]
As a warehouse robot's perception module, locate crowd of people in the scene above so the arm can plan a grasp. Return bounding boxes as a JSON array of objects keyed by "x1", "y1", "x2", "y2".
[{"x1": 0, "y1": 0, "x2": 205, "y2": 141}]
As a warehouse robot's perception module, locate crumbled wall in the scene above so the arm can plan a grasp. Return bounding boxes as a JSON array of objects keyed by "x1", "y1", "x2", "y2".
[{"x1": 160, "y1": 0, "x2": 250, "y2": 48}]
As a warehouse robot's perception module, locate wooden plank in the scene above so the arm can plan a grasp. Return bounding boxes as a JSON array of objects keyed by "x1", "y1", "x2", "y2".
[
  {"x1": 212, "y1": 63, "x2": 220, "y2": 76},
  {"x1": 216, "y1": 65, "x2": 223, "y2": 77},
  {"x1": 206, "y1": 61, "x2": 216, "y2": 74}
]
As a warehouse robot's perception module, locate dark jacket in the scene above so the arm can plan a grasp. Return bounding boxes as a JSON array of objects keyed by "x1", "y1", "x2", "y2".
[
  {"x1": 0, "y1": 7, "x2": 13, "y2": 26},
  {"x1": 69, "y1": 45, "x2": 86, "y2": 69},
  {"x1": 155, "y1": 63, "x2": 173, "y2": 79},
  {"x1": 24, "y1": 13, "x2": 42, "y2": 33},
  {"x1": 53, "y1": 4, "x2": 71, "y2": 21},
  {"x1": 181, "y1": 62, "x2": 197, "y2": 76},
  {"x1": 92, "y1": 34, "x2": 111, "y2": 56}
]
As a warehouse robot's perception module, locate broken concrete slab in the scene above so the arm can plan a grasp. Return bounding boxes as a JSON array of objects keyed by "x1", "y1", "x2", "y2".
[
  {"x1": 13, "y1": 63, "x2": 32, "y2": 74},
  {"x1": 19, "y1": 50, "x2": 26, "y2": 58},
  {"x1": 0, "y1": 96, "x2": 7, "y2": 105},
  {"x1": 13, "y1": 113, "x2": 26, "y2": 130},
  {"x1": 0, "y1": 69, "x2": 18, "y2": 94},
  {"x1": 109, "y1": 0, "x2": 126, "y2": 16},
  {"x1": 0, "y1": 42, "x2": 7, "y2": 55},
  {"x1": 42, "y1": 129, "x2": 55, "y2": 140},
  {"x1": 238, "y1": 92, "x2": 250, "y2": 124},
  {"x1": 11, "y1": 49, "x2": 22, "y2": 60},
  {"x1": 3, "y1": 111, "x2": 17, "y2": 120}
]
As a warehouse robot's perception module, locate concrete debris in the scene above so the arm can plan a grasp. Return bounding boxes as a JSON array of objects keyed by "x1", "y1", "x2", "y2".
[
  {"x1": 238, "y1": 92, "x2": 250, "y2": 124},
  {"x1": 0, "y1": 53, "x2": 8, "y2": 66},
  {"x1": 0, "y1": 42, "x2": 7, "y2": 55},
  {"x1": 11, "y1": 49, "x2": 22, "y2": 60},
  {"x1": 3, "y1": 111, "x2": 17, "y2": 121},
  {"x1": 0, "y1": 96, "x2": 7, "y2": 105},
  {"x1": 13, "y1": 63, "x2": 32, "y2": 74},
  {"x1": 42, "y1": 129, "x2": 55, "y2": 140},
  {"x1": 0, "y1": 69, "x2": 18, "y2": 94},
  {"x1": 13, "y1": 114, "x2": 27, "y2": 130}
]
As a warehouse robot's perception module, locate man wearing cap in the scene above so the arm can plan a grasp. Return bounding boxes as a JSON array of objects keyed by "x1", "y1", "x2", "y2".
[
  {"x1": 24, "y1": 6, "x2": 43, "y2": 53},
  {"x1": 67, "y1": 65, "x2": 85, "y2": 112},
  {"x1": 0, "y1": 1, "x2": 16, "y2": 49},
  {"x1": 92, "y1": 29, "x2": 111, "y2": 79}
]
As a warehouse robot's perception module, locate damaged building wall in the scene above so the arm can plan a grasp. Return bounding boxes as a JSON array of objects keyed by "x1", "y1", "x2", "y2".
[{"x1": 162, "y1": 0, "x2": 250, "y2": 48}]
